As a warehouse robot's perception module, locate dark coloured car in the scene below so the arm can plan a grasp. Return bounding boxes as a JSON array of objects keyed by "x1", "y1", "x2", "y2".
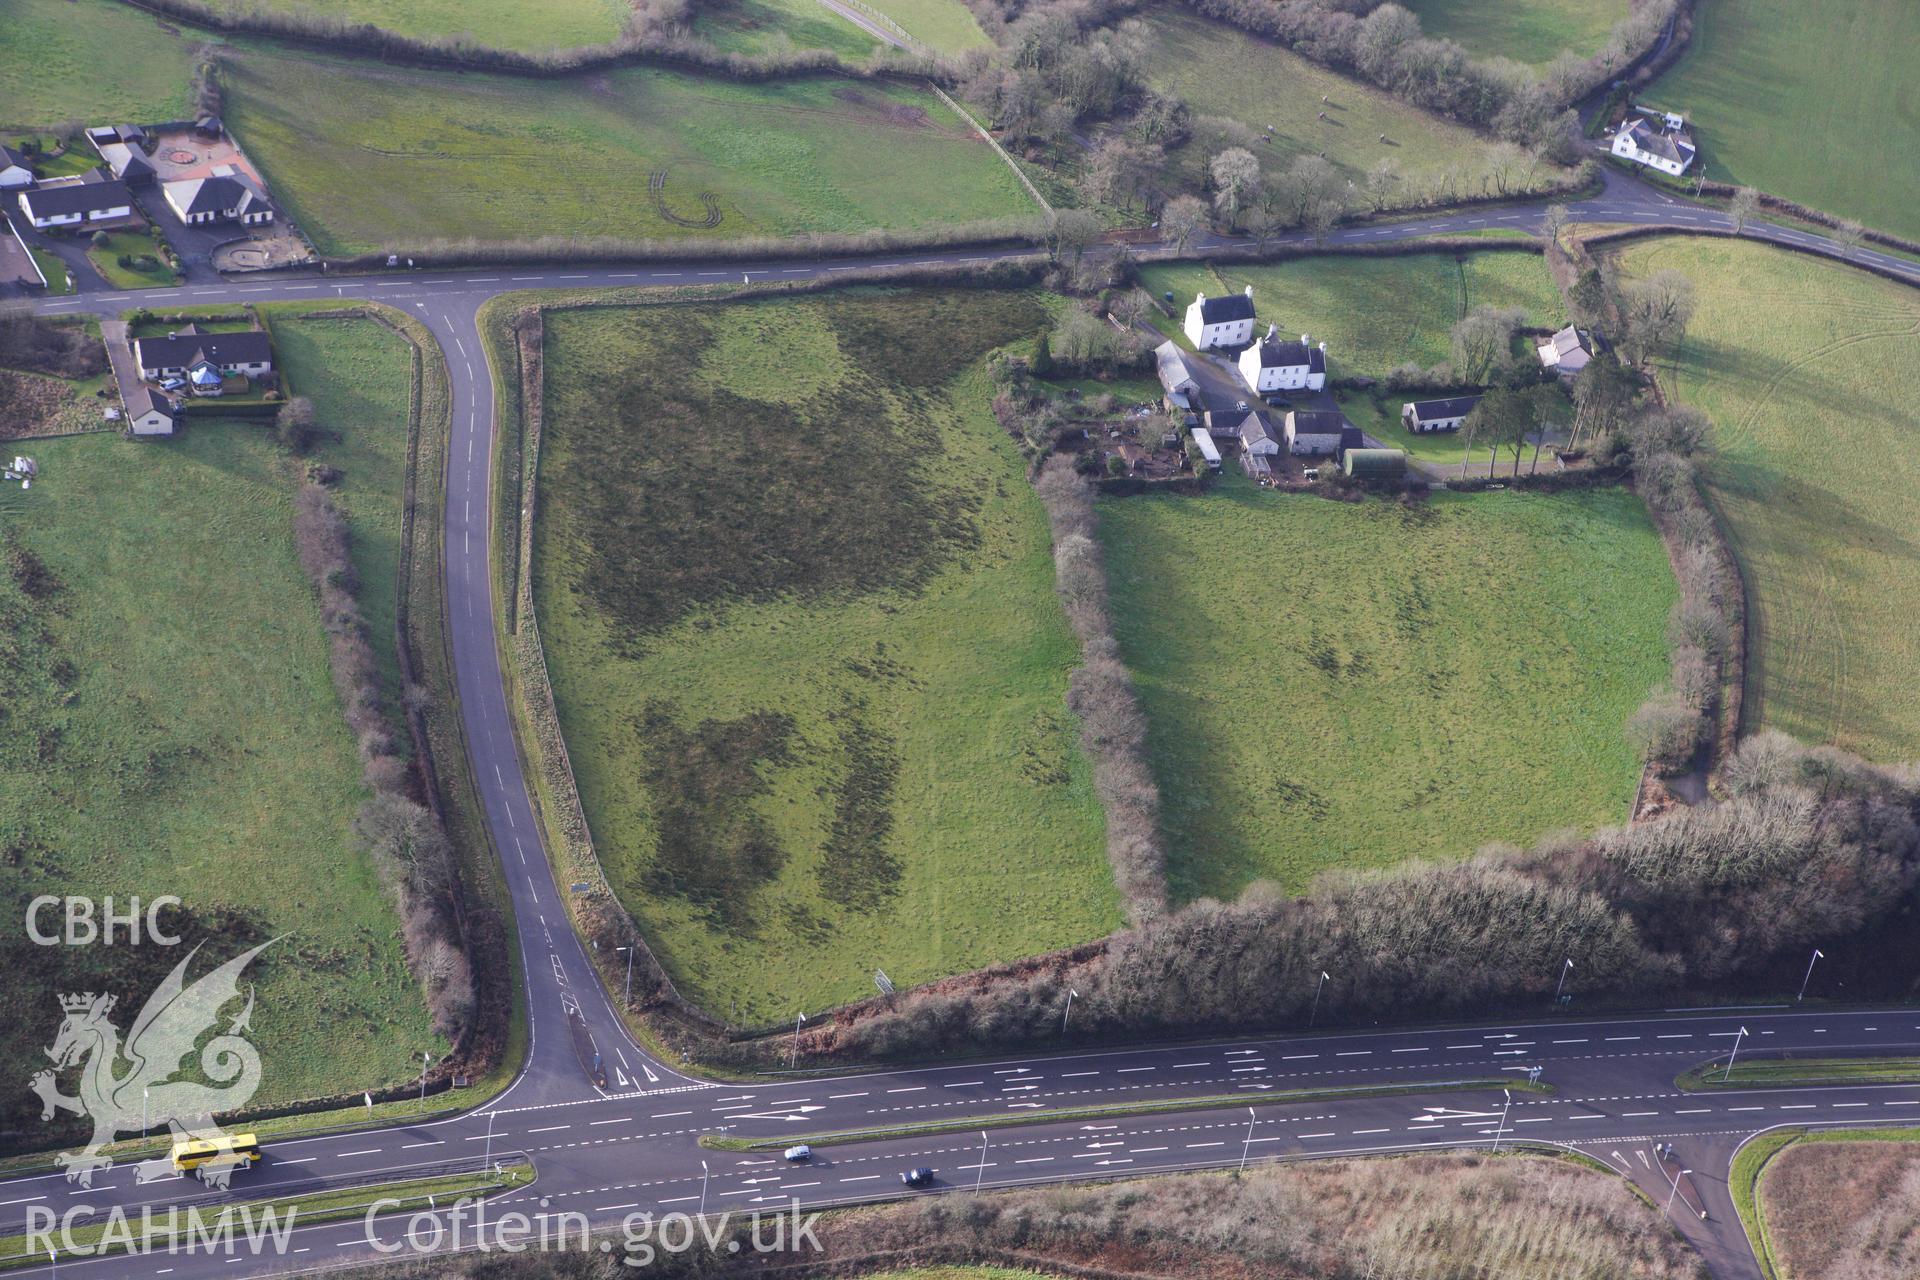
[{"x1": 901, "y1": 1167, "x2": 934, "y2": 1188}]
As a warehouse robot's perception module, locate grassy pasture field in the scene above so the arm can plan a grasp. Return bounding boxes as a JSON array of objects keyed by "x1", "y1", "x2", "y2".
[
  {"x1": 1100, "y1": 479, "x2": 1673, "y2": 901},
  {"x1": 221, "y1": 51, "x2": 1036, "y2": 254},
  {"x1": 1654, "y1": 0, "x2": 1920, "y2": 242},
  {"x1": 693, "y1": 0, "x2": 881, "y2": 59},
  {"x1": 1137, "y1": 8, "x2": 1571, "y2": 208},
  {"x1": 1616, "y1": 236, "x2": 1920, "y2": 761},
  {"x1": 1400, "y1": 0, "x2": 1628, "y2": 66},
  {"x1": 857, "y1": 0, "x2": 992, "y2": 53},
  {"x1": 194, "y1": 0, "x2": 626, "y2": 51},
  {"x1": 0, "y1": 0, "x2": 197, "y2": 126},
  {"x1": 0, "y1": 315, "x2": 441, "y2": 1148},
  {"x1": 530, "y1": 289, "x2": 1119, "y2": 1021}
]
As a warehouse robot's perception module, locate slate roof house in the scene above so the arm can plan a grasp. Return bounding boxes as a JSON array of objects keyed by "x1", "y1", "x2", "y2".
[
  {"x1": 1537, "y1": 325, "x2": 1596, "y2": 379},
  {"x1": 1284, "y1": 408, "x2": 1345, "y2": 456},
  {"x1": 1183, "y1": 286, "x2": 1256, "y2": 350},
  {"x1": 1155, "y1": 340, "x2": 1202, "y2": 410},
  {"x1": 97, "y1": 142, "x2": 155, "y2": 185},
  {"x1": 1401, "y1": 395, "x2": 1481, "y2": 433},
  {"x1": 1237, "y1": 325, "x2": 1327, "y2": 395},
  {"x1": 1232, "y1": 408, "x2": 1284, "y2": 456},
  {"x1": 1611, "y1": 116, "x2": 1697, "y2": 176},
  {"x1": 134, "y1": 325, "x2": 274, "y2": 392},
  {"x1": 162, "y1": 171, "x2": 274, "y2": 227},
  {"x1": 0, "y1": 145, "x2": 32, "y2": 190},
  {"x1": 16, "y1": 177, "x2": 133, "y2": 230},
  {"x1": 125, "y1": 381, "x2": 178, "y2": 436}
]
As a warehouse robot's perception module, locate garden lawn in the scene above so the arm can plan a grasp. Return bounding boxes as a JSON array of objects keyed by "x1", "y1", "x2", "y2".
[
  {"x1": 0, "y1": 0, "x2": 197, "y2": 126},
  {"x1": 85, "y1": 231, "x2": 178, "y2": 290},
  {"x1": 1400, "y1": 0, "x2": 1628, "y2": 66},
  {"x1": 1101, "y1": 479, "x2": 1673, "y2": 901},
  {"x1": 0, "y1": 404, "x2": 442, "y2": 1150},
  {"x1": 1653, "y1": 0, "x2": 1920, "y2": 241},
  {"x1": 530, "y1": 290, "x2": 1119, "y2": 1021},
  {"x1": 197, "y1": 0, "x2": 626, "y2": 51},
  {"x1": 1138, "y1": 251, "x2": 1564, "y2": 374},
  {"x1": 1138, "y1": 8, "x2": 1572, "y2": 209},
  {"x1": 1616, "y1": 236, "x2": 1920, "y2": 761},
  {"x1": 221, "y1": 51, "x2": 1035, "y2": 254}
]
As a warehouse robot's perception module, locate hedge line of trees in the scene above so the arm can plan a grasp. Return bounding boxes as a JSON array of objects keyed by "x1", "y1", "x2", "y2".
[
  {"x1": 289, "y1": 465, "x2": 475, "y2": 1039},
  {"x1": 1034, "y1": 457, "x2": 1168, "y2": 921},
  {"x1": 823, "y1": 733, "x2": 1917, "y2": 1060}
]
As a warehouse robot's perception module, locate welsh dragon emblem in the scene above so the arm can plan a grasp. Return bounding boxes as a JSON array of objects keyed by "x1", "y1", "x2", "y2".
[{"x1": 29, "y1": 940, "x2": 276, "y2": 1188}]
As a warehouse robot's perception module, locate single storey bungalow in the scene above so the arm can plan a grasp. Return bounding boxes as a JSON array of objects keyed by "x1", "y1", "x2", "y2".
[
  {"x1": 135, "y1": 325, "x2": 275, "y2": 387},
  {"x1": 1611, "y1": 116, "x2": 1696, "y2": 176},
  {"x1": 1238, "y1": 325, "x2": 1327, "y2": 395},
  {"x1": 0, "y1": 145, "x2": 33, "y2": 190},
  {"x1": 16, "y1": 177, "x2": 133, "y2": 230},
  {"x1": 97, "y1": 142, "x2": 155, "y2": 185},
  {"x1": 1284, "y1": 409, "x2": 1345, "y2": 456},
  {"x1": 162, "y1": 172, "x2": 274, "y2": 227},
  {"x1": 1401, "y1": 394, "x2": 1481, "y2": 433},
  {"x1": 1537, "y1": 325, "x2": 1595, "y2": 379},
  {"x1": 1183, "y1": 286, "x2": 1256, "y2": 351}
]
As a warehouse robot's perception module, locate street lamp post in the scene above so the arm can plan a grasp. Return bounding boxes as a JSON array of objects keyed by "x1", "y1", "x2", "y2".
[
  {"x1": 1310, "y1": 971, "x2": 1329, "y2": 1028},
  {"x1": 789, "y1": 1012, "x2": 806, "y2": 1069},
  {"x1": 975, "y1": 1131, "x2": 989, "y2": 1194},
  {"x1": 1062, "y1": 989, "x2": 1078, "y2": 1035},
  {"x1": 1492, "y1": 1089, "x2": 1512, "y2": 1153},
  {"x1": 616, "y1": 946, "x2": 636, "y2": 1008},
  {"x1": 700, "y1": 1159, "x2": 710, "y2": 1221},
  {"x1": 1239, "y1": 1106, "x2": 1256, "y2": 1173},
  {"x1": 1797, "y1": 948, "x2": 1824, "y2": 1002},
  {"x1": 483, "y1": 1109, "x2": 495, "y2": 1174},
  {"x1": 1664, "y1": 1164, "x2": 1693, "y2": 1215},
  {"x1": 1722, "y1": 1026, "x2": 1749, "y2": 1082},
  {"x1": 1553, "y1": 958, "x2": 1573, "y2": 1006},
  {"x1": 142, "y1": 1087, "x2": 149, "y2": 1138},
  {"x1": 420, "y1": 1053, "x2": 432, "y2": 1103}
]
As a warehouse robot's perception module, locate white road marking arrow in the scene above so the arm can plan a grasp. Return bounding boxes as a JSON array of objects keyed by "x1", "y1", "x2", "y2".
[
  {"x1": 728, "y1": 1107, "x2": 826, "y2": 1122},
  {"x1": 1416, "y1": 1106, "x2": 1505, "y2": 1121}
]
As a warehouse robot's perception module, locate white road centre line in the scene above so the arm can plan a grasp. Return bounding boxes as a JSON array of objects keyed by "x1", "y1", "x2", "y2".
[
  {"x1": 336, "y1": 1149, "x2": 382, "y2": 1158},
  {"x1": 1062, "y1": 1072, "x2": 1099, "y2": 1078},
  {"x1": 527, "y1": 1124, "x2": 570, "y2": 1133}
]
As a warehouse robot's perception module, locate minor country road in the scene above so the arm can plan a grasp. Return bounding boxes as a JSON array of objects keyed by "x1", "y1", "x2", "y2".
[{"x1": 14, "y1": 170, "x2": 1920, "y2": 1280}]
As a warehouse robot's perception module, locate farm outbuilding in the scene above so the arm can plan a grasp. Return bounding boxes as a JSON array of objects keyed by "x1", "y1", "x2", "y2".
[
  {"x1": 1189, "y1": 426, "x2": 1222, "y2": 471},
  {"x1": 1343, "y1": 448, "x2": 1408, "y2": 479}
]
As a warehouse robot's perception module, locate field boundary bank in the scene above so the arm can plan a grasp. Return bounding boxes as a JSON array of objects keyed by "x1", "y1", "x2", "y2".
[{"x1": 110, "y1": 0, "x2": 922, "y2": 83}]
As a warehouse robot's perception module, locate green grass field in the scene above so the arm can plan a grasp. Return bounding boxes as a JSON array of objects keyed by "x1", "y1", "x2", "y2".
[
  {"x1": 693, "y1": 0, "x2": 881, "y2": 58},
  {"x1": 0, "y1": 358, "x2": 443, "y2": 1149},
  {"x1": 1138, "y1": 8, "x2": 1571, "y2": 209},
  {"x1": 1400, "y1": 0, "x2": 1628, "y2": 65},
  {"x1": 0, "y1": 0, "x2": 198, "y2": 126},
  {"x1": 1616, "y1": 236, "x2": 1920, "y2": 761},
  {"x1": 1100, "y1": 480, "x2": 1674, "y2": 901},
  {"x1": 858, "y1": 0, "x2": 991, "y2": 53},
  {"x1": 197, "y1": 0, "x2": 626, "y2": 50},
  {"x1": 220, "y1": 51, "x2": 1034, "y2": 254},
  {"x1": 529, "y1": 289, "x2": 1120, "y2": 1021},
  {"x1": 1653, "y1": 0, "x2": 1920, "y2": 241}
]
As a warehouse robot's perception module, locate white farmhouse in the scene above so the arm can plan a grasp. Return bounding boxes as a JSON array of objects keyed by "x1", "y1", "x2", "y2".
[
  {"x1": 1401, "y1": 394, "x2": 1481, "y2": 433},
  {"x1": 162, "y1": 170, "x2": 275, "y2": 227},
  {"x1": 1238, "y1": 325, "x2": 1327, "y2": 395},
  {"x1": 1611, "y1": 115, "x2": 1697, "y2": 176},
  {"x1": 1537, "y1": 325, "x2": 1595, "y2": 379},
  {"x1": 1183, "y1": 286, "x2": 1256, "y2": 350}
]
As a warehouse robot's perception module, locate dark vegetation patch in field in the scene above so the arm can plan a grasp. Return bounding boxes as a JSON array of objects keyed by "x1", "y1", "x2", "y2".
[
  {"x1": 637, "y1": 701, "x2": 796, "y2": 930},
  {"x1": 553, "y1": 291, "x2": 1047, "y2": 651}
]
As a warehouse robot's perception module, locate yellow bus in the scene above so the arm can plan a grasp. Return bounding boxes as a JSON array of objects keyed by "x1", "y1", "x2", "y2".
[{"x1": 169, "y1": 1133, "x2": 261, "y2": 1175}]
